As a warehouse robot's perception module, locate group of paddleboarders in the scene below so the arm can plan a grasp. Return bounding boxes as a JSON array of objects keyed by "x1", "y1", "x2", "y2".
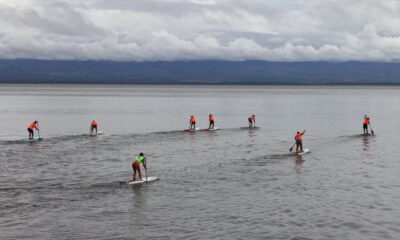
[
  {"x1": 26, "y1": 120, "x2": 100, "y2": 139},
  {"x1": 189, "y1": 114, "x2": 256, "y2": 130},
  {"x1": 189, "y1": 114, "x2": 216, "y2": 130},
  {"x1": 25, "y1": 115, "x2": 374, "y2": 182}
]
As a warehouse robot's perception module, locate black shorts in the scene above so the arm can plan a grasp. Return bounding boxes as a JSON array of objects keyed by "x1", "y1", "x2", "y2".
[
  {"x1": 210, "y1": 120, "x2": 214, "y2": 124},
  {"x1": 296, "y1": 139, "x2": 302, "y2": 144},
  {"x1": 27, "y1": 128, "x2": 33, "y2": 134},
  {"x1": 363, "y1": 124, "x2": 368, "y2": 129},
  {"x1": 248, "y1": 118, "x2": 252, "y2": 123}
]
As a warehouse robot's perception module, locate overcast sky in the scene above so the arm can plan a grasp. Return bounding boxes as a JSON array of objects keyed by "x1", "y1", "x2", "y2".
[{"x1": 0, "y1": 0, "x2": 399, "y2": 61}]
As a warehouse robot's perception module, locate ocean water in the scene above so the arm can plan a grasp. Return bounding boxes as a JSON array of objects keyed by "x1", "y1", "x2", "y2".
[{"x1": 0, "y1": 84, "x2": 399, "y2": 240}]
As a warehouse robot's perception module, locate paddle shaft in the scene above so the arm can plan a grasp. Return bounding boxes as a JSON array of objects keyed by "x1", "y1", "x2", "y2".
[
  {"x1": 289, "y1": 142, "x2": 296, "y2": 152},
  {"x1": 145, "y1": 157, "x2": 148, "y2": 181},
  {"x1": 37, "y1": 122, "x2": 40, "y2": 139},
  {"x1": 369, "y1": 124, "x2": 375, "y2": 135}
]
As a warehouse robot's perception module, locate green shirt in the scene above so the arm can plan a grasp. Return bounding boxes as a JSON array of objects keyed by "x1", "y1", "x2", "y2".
[{"x1": 134, "y1": 155, "x2": 144, "y2": 163}]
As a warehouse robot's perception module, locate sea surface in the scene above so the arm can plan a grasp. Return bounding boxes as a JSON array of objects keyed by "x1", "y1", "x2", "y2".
[{"x1": 1, "y1": 84, "x2": 400, "y2": 240}]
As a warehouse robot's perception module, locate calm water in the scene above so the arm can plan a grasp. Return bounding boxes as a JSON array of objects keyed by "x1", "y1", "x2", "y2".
[{"x1": 1, "y1": 84, "x2": 400, "y2": 240}]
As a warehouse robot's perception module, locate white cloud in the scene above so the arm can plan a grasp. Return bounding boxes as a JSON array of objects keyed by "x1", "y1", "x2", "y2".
[{"x1": 0, "y1": 0, "x2": 400, "y2": 61}]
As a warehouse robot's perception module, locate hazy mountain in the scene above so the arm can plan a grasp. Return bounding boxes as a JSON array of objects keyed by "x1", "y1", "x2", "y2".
[{"x1": 0, "y1": 60, "x2": 400, "y2": 84}]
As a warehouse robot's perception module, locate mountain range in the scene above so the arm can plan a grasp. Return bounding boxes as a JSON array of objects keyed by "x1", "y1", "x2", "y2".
[{"x1": 1, "y1": 60, "x2": 400, "y2": 84}]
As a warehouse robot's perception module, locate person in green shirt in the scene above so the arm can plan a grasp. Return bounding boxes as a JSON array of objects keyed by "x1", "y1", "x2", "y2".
[{"x1": 131, "y1": 152, "x2": 147, "y2": 181}]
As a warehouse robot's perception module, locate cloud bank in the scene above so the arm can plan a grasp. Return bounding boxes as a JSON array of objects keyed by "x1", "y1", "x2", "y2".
[{"x1": 0, "y1": 0, "x2": 400, "y2": 61}]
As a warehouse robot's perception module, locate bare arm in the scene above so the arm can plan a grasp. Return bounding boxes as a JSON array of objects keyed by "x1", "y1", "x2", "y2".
[{"x1": 143, "y1": 158, "x2": 147, "y2": 170}]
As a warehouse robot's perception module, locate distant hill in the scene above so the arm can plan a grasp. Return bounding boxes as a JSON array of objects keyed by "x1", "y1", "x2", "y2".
[{"x1": 0, "y1": 59, "x2": 400, "y2": 84}]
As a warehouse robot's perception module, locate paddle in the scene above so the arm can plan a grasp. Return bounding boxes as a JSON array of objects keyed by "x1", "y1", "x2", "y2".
[
  {"x1": 289, "y1": 142, "x2": 296, "y2": 152},
  {"x1": 145, "y1": 157, "x2": 148, "y2": 182},
  {"x1": 37, "y1": 122, "x2": 40, "y2": 139},
  {"x1": 369, "y1": 124, "x2": 375, "y2": 136}
]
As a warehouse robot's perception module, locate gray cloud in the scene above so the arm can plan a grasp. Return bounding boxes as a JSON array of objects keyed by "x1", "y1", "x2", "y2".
[{"x1": 0, "y1": 0, "x2": 399, "y2": 61}]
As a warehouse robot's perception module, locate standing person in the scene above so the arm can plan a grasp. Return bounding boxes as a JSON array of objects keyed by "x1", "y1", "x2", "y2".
[
  {"x1": 363, "y1": 115, "x2": 370, "y2": 135},
  {"x1": 27, "y1": 121, "x2": 39, "y2": 139},
  {"x1": 295, "y1": 130, "x2": 306, "y2": 153},
  {"x1": 190, "y1": 115, "x2": 196, "y2": 130},
  {"x1": 90, "y1": 120, "x2": 97, "y2": 135},
  {"x1": 131, "y1": 152, "x2": 147, "y2": 181},
  {"x1": 248, "y1": 114, "x2": 256, "y2": 128},
  {"x1": 209, "y1": 114, "x2": 215, "y2": 129}
]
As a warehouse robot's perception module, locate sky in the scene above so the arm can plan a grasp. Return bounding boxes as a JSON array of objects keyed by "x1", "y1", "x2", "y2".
[{"x1": 0, "y1": 0, "x2": 400, "y2": 62}]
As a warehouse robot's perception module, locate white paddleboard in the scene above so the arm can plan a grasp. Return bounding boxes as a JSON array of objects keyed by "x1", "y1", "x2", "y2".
[
  {"x1": 21, "y1": 137, "x2": 42, "y2": 142},
  {"x1": 184, "y1": 128, "x2": 200, "y2": 132},
  {"x1": 202, "y1": 127, "x2": 219, "y2": 131},
  {"x1": 124, "y1": 176, "x2": 159, "y2": 185},
  {"x1": 89, "y1": 131, "x2": 103, "y2": 136},
  {"x1": 295, "y1": 149, "x2": 310, "y2": 156}
]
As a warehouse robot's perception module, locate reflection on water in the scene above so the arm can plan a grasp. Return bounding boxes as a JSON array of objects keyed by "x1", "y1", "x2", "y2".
[
  {"x1": 295, "y1": 155, "x2": 304, "y2": 173},
  {"x1": 362, "y1": 136, "x2": 370, "y2": 151}
]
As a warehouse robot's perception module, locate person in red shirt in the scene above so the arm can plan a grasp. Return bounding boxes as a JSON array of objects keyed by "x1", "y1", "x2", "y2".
[
  {"x1": 363, "y1": 115, "x2": 370, "y2": 135},
  {"x1": 190, "y1": 116, "x2": 196, "y2": 130},
  {"x1": 209, "y1": 114, "x2": 215, "y2": 129},
  {"x1": 295, "y1": 130, "x2": 306, "y2": 153},
  {"x1": 248, "y1": 114, "x2": 255, "y2": 128},
  {"x1": 27, "y1": 121, "x2": 39, "y2": 139},
  {"x1": 90, "y1": 120, "x2": 98, "y2": 135}
]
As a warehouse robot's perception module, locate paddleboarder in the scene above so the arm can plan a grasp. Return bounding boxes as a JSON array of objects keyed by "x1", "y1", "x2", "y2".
[
  {"x1": 294, "y1": 130, "x2": 306, "y2": 153},
  {"x1": 90, "y1": 120, "x2": 97, "y2": 135},
  {"x1": 27, "y1": 120, "x2": 39, "y2": 139},
  {"x1": 209, "y1": 114, "x2": 215, "y2": 129},
  {"x1": 190, "y1": 115, "x2": 196, "y2": 130},
  {"x1": 248, "y1": 114, "x2": 256, "y2": 128},
  {"x1": 131, "y1": 152, "x2": 147, "y2": 182},
  {"x1": 363, "y1": 115, "x2": 370, "y2": 135}
]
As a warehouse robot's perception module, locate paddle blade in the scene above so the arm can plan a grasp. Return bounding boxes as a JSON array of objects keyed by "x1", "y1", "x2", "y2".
[{"x1": 371, "y1": 129, "x2": 375, "y2": 136}]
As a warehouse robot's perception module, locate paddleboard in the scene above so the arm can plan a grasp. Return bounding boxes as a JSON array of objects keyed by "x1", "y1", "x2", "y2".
[
  {"x1": 21, "y1": 137, "x2": 42, "y2": 142},
  {"x1": 241, "y1": 126, "x2": 260, "y2": 130},
  {"x1": 89, "y1": 131, "x2": 103, "y2": 136},
  {"x1": 202, "y1": 127, "x2": 219, "y2": 131},
  {"x1": 361, "y1": 133, "x2": 374, "y2": 137},
  {"x1": 295, "y1": 149, "x2": 310, "y2": 156},
  {"x1": 120, "y1": 176, "x2": 159, "y2": 186},
  {"x1": 184, "y1": 128, "x2": 200, "y2": 132}
]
